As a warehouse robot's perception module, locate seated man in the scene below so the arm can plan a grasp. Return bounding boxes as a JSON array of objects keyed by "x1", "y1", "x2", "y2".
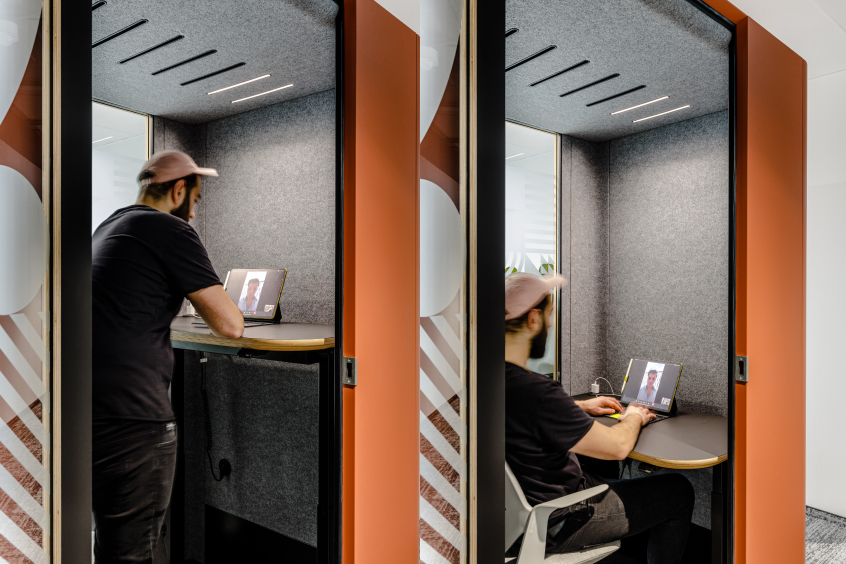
[{"x1": 505, "y1": 273, "x2": 694, "y2": 564}]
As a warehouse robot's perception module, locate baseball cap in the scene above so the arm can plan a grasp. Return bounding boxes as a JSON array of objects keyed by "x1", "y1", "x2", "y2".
[
  {"x1": 138, "y1": 150, "x2": 218, "y2": 186},
  {"x1": 505, "y1": 273, "x2": 567, "y2": 320}
]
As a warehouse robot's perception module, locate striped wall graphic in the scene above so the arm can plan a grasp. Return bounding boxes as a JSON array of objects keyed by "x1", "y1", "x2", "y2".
[
  {"x1": 419, "y1": 0, "x2": 465, "y2": 560},
  {"x1": 0, "y1": 5, "x2": 50, "y2": 563},
  {"x1": 0, "y1": 295, "x2": 50, "y2": 564}
]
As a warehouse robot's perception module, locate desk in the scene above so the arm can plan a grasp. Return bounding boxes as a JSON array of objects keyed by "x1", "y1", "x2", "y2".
[
  {"x1": 170, "y1": 318, "x2": 339, "y2": 564},
  {"x1": 572, "y1": 394, "x2": 728, "y2": 564}
]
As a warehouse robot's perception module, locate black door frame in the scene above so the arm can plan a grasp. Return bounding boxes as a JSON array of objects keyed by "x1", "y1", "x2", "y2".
[
  {"x1": 58, "y1": 2, "x2": 344, "y2": 561},
  {"x1": 471, "y1": 1, "x2": 738, "y2": 560}
]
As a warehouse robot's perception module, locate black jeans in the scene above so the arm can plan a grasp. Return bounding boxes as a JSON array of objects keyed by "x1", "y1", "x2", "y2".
[
  {"x1": 93, "y1": 419, "x2": 178, "y2": 564},
  {"x1": 549, "y1": 469, "x2": 695, "y2": 564}
]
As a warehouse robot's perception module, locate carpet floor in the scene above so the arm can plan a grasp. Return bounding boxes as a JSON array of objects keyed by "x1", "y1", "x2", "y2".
[{"x1": 807, "y1": 507, "x2": 846, "y2": 563}]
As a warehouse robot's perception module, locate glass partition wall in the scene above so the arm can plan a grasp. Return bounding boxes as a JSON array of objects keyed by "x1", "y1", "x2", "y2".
[
  {"x1": 0, "y1": 1, "x2": 51, "y2": 562},
  {"x1": 92, "y1": 102, "x2": 150, "y2": 233},
  {"x1": 505, "y1": 121, "x2": 559, "y2": 378}
]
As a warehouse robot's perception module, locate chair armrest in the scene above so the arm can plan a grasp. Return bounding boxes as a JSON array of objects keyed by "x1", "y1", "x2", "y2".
[
  {"x1": 514, "y1": 485, "x2": 609, "y2": 564},
  {"x1": 534, "y1": 484, "x2": 609, "y2": 511}
]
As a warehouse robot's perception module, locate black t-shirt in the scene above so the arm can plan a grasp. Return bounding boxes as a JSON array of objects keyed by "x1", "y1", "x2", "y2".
[
  {"x1": 505, "y1": 362, "x2": 595, "y2": 508},
  {"x1": 92, "y1": 205, "x2": 221, "y2": 421}
]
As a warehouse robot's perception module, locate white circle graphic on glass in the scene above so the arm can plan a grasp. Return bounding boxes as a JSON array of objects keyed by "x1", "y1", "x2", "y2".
[
  {"x1": 0, "y1": 166, "x2": 47, "y2": 315},
  {"x1": 420, "y1": 180, "x2": 463, "y2": 318}
]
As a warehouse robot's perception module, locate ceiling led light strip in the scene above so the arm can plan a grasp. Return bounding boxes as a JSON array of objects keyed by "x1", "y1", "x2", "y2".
[
  {"x1": 633, "y1": 105, "x2": 690, "y2": 123},
  {"x1": 505, "y1": 153, "x2": 524, "y2": 160},
  {"x1": 611, "y1": 96, "x2": 669, "y2": 115},
  {"x1": 586, "y1": 85, "x2": 646, "y2": 107},
  {"x1": 120, "y1": 35, "x2": 184, "y2": 64},
  {"x1": 505, "y1": 45, "x2": 557, "y2": 72},
  {"x1": 560, "y1": 74, "x2": 619, "y2": 97},
  {"x1": 231, "y1": 84, "x2": 293, "y2": 104},
  {"x1": 181, "y1": 63, "x2": 246, "y2": 86},
  {"x1": 92, "y1": 19, "x2": 148, "y2": 48},
  {"x1": 92, "y1": 136, "x2": 113, "y2": 144},
  {"x1": 208, "y1": 74, "x2": 271, "y2": 95},
  {"x1": 530, "y1": 60, "x2": 589, "y2": 87},
  {"x1": 152, "y1": 50, "x2": 218, "y2": 75}
]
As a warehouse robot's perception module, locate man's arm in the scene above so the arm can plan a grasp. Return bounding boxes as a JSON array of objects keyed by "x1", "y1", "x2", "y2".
[
  {"x1": 570, "y1": 405, "x2": 655, "y2": 460},
  {"x1": 188, "y1": 285, "x2": 244, "y2": 339}
]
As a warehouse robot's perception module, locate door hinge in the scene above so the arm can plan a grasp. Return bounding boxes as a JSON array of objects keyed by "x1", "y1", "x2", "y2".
[
  {"x1": 735, "y1": 355, "x2": 749, "y2": 383},
  {"x1": 343, "y1": 357, "x2": 357, "y2": 387}
]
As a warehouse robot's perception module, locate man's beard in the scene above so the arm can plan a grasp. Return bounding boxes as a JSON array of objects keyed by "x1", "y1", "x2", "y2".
[
  {"x1": 529, "y1": 323, "x2": 548, "y2": 359},
  {"x1": 170, "y1": 190, "x2": 193, "y2": 221}
]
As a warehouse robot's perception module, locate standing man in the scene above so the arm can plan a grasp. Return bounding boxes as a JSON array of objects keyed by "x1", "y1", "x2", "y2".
[
  {"x1": 238, "y1": 278, "x2": 260, "y2": 313},
  {"x1": 92, "y1": 151, "x2": 244, "y2": 563},
  {"x1": 505, "y1": 273, "x2": 694, "y2": 563},
  {"x1": 637, "y1": 369, "x2": 659, "y2": 403}
]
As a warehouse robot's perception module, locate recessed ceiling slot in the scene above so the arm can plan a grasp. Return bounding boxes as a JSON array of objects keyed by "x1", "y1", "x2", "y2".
[
  {"x1": 120, "y1": 35, "x2": 185, "y2": 64},
  {"x1": 152, "y1": 50, "x2": 218, "y2": 76},
  {"x1": 181, "y1": 63, "x2": 247, "y2": 86},
  {"x1": 92, "y1": 19, "x2": 148, "y2": 48},
  {"x1": 586, "y1": 85, "x2": 646, "y2": 107},
  {"x1": 505, "y1": 45, "x2": 556, "y2": 72},
  {"x1": 530, "y1": 60, "x2": 589, "y2": 87},
  {"x1": 92, "y1": 1, "x2": 106, "y2": 11},
  {"x1": 505, "y1": 28, "x2": 518, "y2": 38},
  {"x1": 560, "y1": 73, "x2": 620, "y2": 97}
]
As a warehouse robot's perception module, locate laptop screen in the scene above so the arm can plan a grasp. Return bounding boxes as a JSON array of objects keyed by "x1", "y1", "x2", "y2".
[
  {"x1": 620, "y1": 358, "x2": 683, "y2": 413},
  {"x1": 223, "y1": 268, "x2": 288, "y2": 320}
]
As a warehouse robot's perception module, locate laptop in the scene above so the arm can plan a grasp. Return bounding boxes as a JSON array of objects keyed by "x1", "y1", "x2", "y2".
[{"x1": 607, "y1": 358, "x2": 684, "y2": 424}]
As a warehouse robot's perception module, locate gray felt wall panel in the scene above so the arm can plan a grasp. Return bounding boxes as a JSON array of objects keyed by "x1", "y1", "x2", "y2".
[
  {"x1": 203, "y1": 89, "x2": 336, "y2": 325},
  {"x1": 559, "y1": 111, "x2": 728, "y2": 529},
  {"x1": 202, "y1": 354, "x2": 319, "y2": 545},
  {"x1": 157, "y1": 90, "x2": 335, "y2": 556},
  {"x1": 567, "y1": 137, "x2": 610, "y2": 396},
  {"x1": 608, "y1": 111, "x2": 729, "y2": 418}
]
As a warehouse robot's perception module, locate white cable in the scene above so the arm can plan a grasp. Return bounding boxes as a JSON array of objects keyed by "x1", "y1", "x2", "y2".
[{"x1": 593, "y1": 377, "x2": 616, "y2": 395}]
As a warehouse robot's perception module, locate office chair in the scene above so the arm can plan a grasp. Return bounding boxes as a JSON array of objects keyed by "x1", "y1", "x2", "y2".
[{"x1": 505, "y1": 463, "x2": 620, "y2": 564}]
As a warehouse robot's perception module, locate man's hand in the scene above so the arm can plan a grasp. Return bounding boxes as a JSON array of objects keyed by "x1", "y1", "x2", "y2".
[
  {"x1": 619, "y1": 404, "x2": 657, "y2": 427},
  {"x1": 188, "y1": 285, "x2": 244, "y2": 339},
  {"x1": 577, "y1": 396, "x2": 624, "y2": 416}
]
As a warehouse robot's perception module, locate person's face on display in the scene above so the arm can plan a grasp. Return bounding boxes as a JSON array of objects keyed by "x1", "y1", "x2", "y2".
[
  {"x1": 647, "y1": 371, "x2": 657, "y2": 389},
  {"x1": 528, "y1": 300, "x2": 553, "y2": 359},
  {"x1": 170, "y1": 177, "x2": 202, "y2": 222},
  {"x1": 247, "y1": 282, "x2": 258, "y2": 298}
]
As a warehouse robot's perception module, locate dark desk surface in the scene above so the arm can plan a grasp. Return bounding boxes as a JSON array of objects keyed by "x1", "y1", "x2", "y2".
[
  {"x1": 170, "y1": 317, "x2": 335, "y2": 351},
  {"x1": 572, "y1": 393, "x2": 728, "y2": 470}
]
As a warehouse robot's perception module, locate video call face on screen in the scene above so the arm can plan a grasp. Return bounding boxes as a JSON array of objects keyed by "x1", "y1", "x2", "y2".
[
  {"x1": 622, "y1": 359, "x2": 683, "y2": 412},
  {"x1": 224, "y1": 269, "x2": 287, "y2": 320}
]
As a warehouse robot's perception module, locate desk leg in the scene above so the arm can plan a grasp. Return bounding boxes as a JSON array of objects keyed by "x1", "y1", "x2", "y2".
[
  {"x1": 711, "y1": 462, "x2": 728, "y2": 564},
  {"x1": 317, "y1": 349, "x2": 341, "y2": 564},
  {"x1": 171, "y1": 348, "x2": 185, "y2": 563}
]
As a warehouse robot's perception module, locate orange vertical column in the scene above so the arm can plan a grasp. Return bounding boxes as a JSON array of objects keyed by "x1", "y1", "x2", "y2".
[
  {"x1": 342, "y1": 1, "x2": 421, "y2": 563},
  {"x1": 735, "y1": 17, "x2": 806, "y2": 564}
]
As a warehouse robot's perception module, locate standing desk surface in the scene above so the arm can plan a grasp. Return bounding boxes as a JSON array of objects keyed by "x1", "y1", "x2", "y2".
[
  {"x1": 170, "y1": 317, "x2": 335, "y2": 352},
  {"x1": 572, "y1": 394, "x2": 728, "y2": 470}
]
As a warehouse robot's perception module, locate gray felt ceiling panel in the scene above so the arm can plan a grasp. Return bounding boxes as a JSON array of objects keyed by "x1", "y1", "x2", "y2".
[
  {"x1": 568, "y1": 137, "x2": 610, "y2": 396},
  {"x1": 93, "y1": 0, "x2": 336, "y2": 124},
  {"x1": 607, "y1": 111, "x2": 729, "y2": 417},
  {"x1": 506, "y1": 0, "x2": 730, "y2": 142}
]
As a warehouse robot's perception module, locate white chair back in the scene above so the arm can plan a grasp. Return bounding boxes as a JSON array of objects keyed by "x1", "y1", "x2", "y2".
[{"x1": 505, "y1": 462, "x2": 533, "y2": 552}]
